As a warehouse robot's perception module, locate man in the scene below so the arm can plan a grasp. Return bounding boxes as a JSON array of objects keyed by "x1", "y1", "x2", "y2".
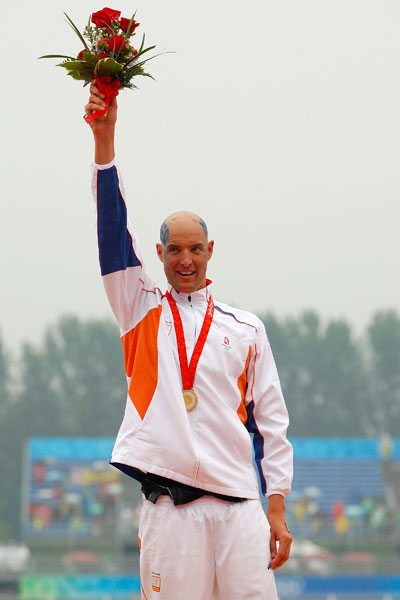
[{"x1": 85, "y1": 85, "x2": 293, "y2": 599}]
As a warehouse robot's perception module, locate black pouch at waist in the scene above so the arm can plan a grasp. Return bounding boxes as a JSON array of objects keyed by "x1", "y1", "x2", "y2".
[{"x1": 141, "y1": 473, "x2": 246, "y2": 506}]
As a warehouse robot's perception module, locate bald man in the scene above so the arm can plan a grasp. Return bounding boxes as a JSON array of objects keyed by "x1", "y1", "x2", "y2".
[{"x1": 86, "y1": 86, "x2": 293, "y2": 600}]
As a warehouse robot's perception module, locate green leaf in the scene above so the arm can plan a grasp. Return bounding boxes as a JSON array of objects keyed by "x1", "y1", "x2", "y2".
[
  {"x1": 79, "y1": 51, "x2": 99, "y2": 66},
  {"x1": 138, "y1": 33, "x2": 145, "y2": 54},
  {"x1": 124, "y1": 67, "x2": 143, "y2": 79},
  {"x1": 39, "y1": 54, "x2": 76, "y2": 60},
  {"x1": 122, "y1": 65, "x2": 155, "y2": 88},
  {"x1": 64, "y1": 12, "x2": 90, "y2": 51},
  {"x1": 58, "y1": 59, "x2": 95, "y2": 81},
  {"x1": 58, "y1": 60, "x2": 87, "y2": 71},
  {"x1": 66, "y1": 71, "x2": 90, "y2": 82},
  {"x1": 124, "y1": 44, "x2": 156, "y2": 68},
  {"x1": 94, "y1": 57, "x2": 123, "y2": 77},
  {"x1": 135, "y1": 50, "x2": 171, "y2": 69}
]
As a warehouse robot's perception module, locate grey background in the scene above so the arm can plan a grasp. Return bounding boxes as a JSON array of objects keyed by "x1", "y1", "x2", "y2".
[{"x1": 1, "y1": 0, "x2": 399, "y2": 350}]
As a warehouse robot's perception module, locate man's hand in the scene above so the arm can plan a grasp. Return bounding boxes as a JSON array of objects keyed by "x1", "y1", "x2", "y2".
[
  {"x1": 85, "y1": 82, "x2": 117, "y2": 164},
  {"x1": 267, "y1": 494, "x2": 292, "y2": 570}
]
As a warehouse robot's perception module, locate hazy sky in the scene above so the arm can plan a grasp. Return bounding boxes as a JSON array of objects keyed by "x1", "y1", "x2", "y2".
[{"x1": 1, "y1": 0, "x2": 399, "y2": 351}]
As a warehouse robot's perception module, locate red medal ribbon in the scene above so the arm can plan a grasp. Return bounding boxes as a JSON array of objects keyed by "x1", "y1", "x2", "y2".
[{"x1": 165, "y1": 291, "x2": 214, "y2": 390}]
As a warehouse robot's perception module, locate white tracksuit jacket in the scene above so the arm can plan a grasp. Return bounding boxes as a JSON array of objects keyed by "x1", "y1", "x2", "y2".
[{"x1": 92, "y1": 158, "x2": 293, "y2": 500}]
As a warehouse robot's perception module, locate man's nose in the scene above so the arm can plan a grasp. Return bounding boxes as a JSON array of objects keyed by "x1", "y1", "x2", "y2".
[{"x1": 180, "y1": 251, "x2": 192, "y2": 267}]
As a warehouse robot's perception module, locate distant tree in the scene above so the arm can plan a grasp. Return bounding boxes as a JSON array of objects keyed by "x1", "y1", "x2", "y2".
[
  {"x1": 1, "y1": 315, "x2": 127, "y2": 538},
  {"x1": 366, "y1": 310, "x2": 400, "y2": 436},
  {"x1": 0, "y1": 332, "x2": 14, "y2": 539},
  {"x1": 263, "y1": 311, "x2": 369, "y2": 437},
  {"x1": 12, "y1": 315, "x2": 127, "y2": 438},
  {"x1": 39, "y1": 315, "x2": 126, "y2": 436},
  {"x1": 0, "y1": 332, "x2": 10, "y2": 414}
]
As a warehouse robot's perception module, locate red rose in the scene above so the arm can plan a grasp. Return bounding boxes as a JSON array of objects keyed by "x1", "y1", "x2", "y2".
[
  {"x1": 106, "y1": 35, "x2": 126, "y2": 53},
  {"x1": 78, "y1": 50, "x2": 85, "y2": 59},
  {"x1": 98, "y1": 52, "x2": 110, "y2": 58},
  {"x1": 92, "y1": 7, "x2": 121, "y2": 27},
  {"x1": 120, "y1": 17, "x2": 140, "y2": 35}
]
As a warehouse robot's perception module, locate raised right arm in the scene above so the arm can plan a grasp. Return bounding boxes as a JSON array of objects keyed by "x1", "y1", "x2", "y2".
[
  {"x1": 85, "y1": 82, "x2": 116, "y2": 164},
  {"x1": 86, "y1": 85, "x2": 159, "y2": 334}
]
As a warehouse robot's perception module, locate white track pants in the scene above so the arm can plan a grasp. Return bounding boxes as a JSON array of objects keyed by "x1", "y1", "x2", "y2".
[{"x1": 138, "y1": 495, "x2": 278, "y2": 600}]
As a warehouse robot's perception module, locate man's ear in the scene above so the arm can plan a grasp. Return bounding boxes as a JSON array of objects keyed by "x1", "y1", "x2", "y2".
[
  {"x1": 156, "y1": 243, "x2": 164, "y2": 262},
  {"x1": 207, "y1": 240, "x2": 214, "y2": 261}
]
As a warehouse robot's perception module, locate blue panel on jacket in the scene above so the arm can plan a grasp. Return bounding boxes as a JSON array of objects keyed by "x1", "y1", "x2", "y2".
[
  {"x1": 96, "y1": 166, "x2": 141, "y2": 276},
  {"x1": 246, "y1": 401, "x2": 267, "y2": 495}
]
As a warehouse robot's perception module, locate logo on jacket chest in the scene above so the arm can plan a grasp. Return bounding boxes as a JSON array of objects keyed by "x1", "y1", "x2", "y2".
[{"x1": 222, "y1": 336, "x2": 231, "y2": 351}]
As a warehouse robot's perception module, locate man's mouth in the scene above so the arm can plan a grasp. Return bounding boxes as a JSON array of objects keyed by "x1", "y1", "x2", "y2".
[{"x1": 177, "y1": 271, "x2": 195, "y2": 278}]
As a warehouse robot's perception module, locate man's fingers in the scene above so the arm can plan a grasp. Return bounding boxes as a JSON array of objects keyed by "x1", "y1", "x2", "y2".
[
  {"x1": 90, "y1": 93, "x2": 106, "y2": 107},
  {"x1": 85, "y1": 102, "x2": 106, "y2": 115},
  {"x1": 270, "y1": 536, "x2": 292, "y2": 570},
  {"x1": 85, "y1": 83, "x2": 106, "y2": 115},
  {"x1": 269, "y1": 531, "x2": 277, "y2": 560},
  {"x1": 89, "y1": 83, "x2": 105, "y2": 99},
  {"x1": 84, "y1": 80, "x2": 118, "y2": 129},
  {"x1": 270, "y1": 548, "x2": 288, "y2": 569},
  {"x1": 85, "y1": 99, "x2": 106, "y2": 114}
]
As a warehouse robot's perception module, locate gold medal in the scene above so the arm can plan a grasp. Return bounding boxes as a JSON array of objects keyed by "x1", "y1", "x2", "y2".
[
  {"x1": 166, "y1": 291, "x2": 214, "y2": 415},
  {"x1": 183, "y1": 389, "x2": 198, "y2": 411}
]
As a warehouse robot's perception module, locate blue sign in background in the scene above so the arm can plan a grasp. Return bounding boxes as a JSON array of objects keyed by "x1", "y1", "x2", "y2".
[
  {"x1": 29, "y1": 438, "x2": 115, "y2": 460},
  {"x1": 20, "y1": 575, "x2": 141, "y2": 598},
  {"x1": 276, "y1": 575, "x2": 400, "y2": 597},
  {"x1": 290, "y1": 437, "x2": 400, "y2": 460},
  {"x1": 20, "y1": 575, "x2": 400, "y2": 598},
  {"x1": 29, "y1": 437, "x2": 400, "y2": 461}
]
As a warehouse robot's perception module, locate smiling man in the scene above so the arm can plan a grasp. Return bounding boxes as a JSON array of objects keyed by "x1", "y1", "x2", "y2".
[
  {"x1": 157, "y1": 211, "x2": 213, "y2": 294},
  {"x1": 85, "y1": 85, "x2": 293, "y2": 600}
]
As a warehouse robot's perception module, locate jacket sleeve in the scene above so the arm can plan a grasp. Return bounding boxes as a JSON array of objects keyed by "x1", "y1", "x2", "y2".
[
  {"x1": 245, "y1": 320, "x2": 293, "y2": 498},
  {"x1": 91, "y1": 157, "x2": 159, "y2": 334}
]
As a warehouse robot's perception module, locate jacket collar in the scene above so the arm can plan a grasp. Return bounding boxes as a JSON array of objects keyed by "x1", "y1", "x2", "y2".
[{"x1": 167, "y1": 279, "x2": 213, "y2": 306}]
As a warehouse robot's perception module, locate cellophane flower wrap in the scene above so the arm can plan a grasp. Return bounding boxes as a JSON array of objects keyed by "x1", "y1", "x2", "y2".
[{"x1": 40, "y1": 7, "x2": 161, "y2": 122}]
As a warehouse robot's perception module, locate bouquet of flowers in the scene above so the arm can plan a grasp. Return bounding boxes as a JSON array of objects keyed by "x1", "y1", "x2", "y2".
[{"x1": 40, "y1": 7, "x2": 162, "y2": 122}]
